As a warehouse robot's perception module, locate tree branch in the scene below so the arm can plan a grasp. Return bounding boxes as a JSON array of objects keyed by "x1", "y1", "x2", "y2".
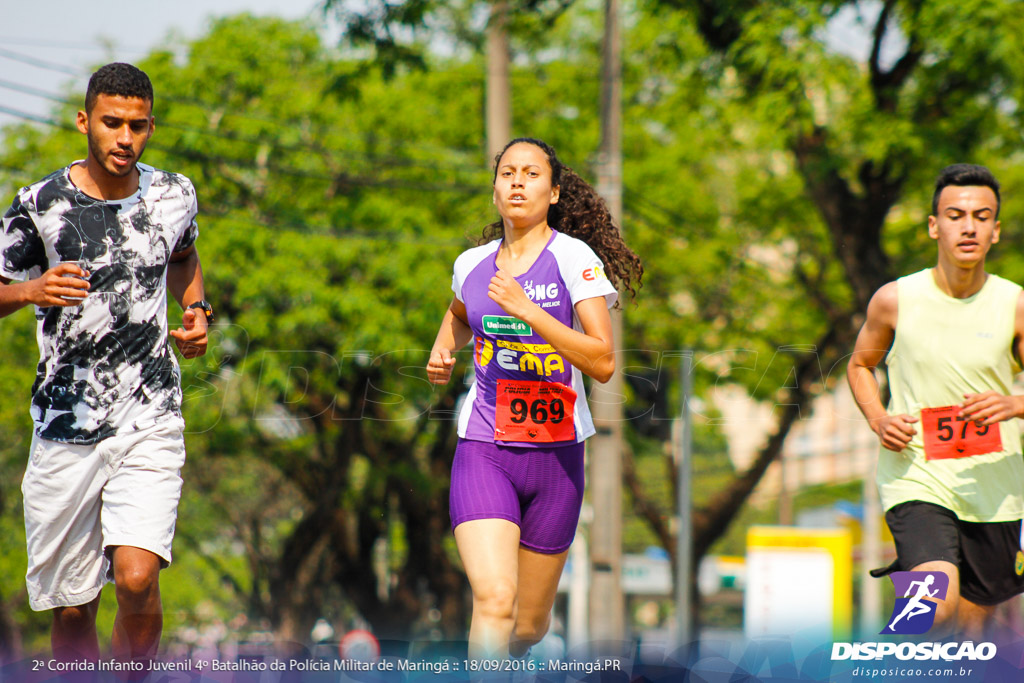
[
  {"x1": 868, "y1": 0, "x2": 896, "y2": 87},
  {"x1": 0, "y1": 585, "x2": 23, "y2": 661},
  {"x1": 869, "y1": 0, "x2": 924, "y2": 112},
  {"x1": 623, "y1": 442, "x2": 674, "y2": 557},
  {"x1": 692, "y1": 317, "x2": 855, "y2": 560},
  {"x1": 792, "y1": 128, "x2": 898, "y2": 308}
]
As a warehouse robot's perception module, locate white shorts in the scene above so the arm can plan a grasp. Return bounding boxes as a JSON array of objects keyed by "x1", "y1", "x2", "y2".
[{"x1": 21, "y1": 419, "x2": 186, "y2": 611}]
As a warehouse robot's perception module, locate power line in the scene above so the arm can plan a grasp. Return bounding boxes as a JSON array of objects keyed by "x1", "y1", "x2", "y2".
[
  {"x1": 200, "y1": 214, "x2": 474, "y2": 246},
  {"x1": 0, "y1": 77, "x2": 69, "y2": 106},
  {"x1": 0, "y1": 77, "x2": 478, "y2": 172},
  {"x1": 0, "y1": 104, "x2": 481, "y2": 194},
  {"x1": 0, "y1": 37, "x2": 151, "y2": 53},
  {"x1": 0, "y1": 99, "x2": 698, "y2": 233},
  {"x1": 0, "y1": 41, "x2": 600, "y2": 117},
  {"x1": 0, "y1": 104, "x2": 71, "y2": 130},
  {"x1": 0, "y1": 39, "x2": 623, "y2": 171},
  {"x1": 0, "y1": 95, "x2": 698, "y2": 220},
  {"x1": 0, "y1": 154, "x2": 481, "y2": 246},
  {"x1": 0, "y1": 166, "x2": 475, "y2": 245},
  {"x1": 0, "y1": 47, "x2": 82, "y2": 77},
  {"x1": 625, "y1": 186, "x2": 726, "y2": 239}
]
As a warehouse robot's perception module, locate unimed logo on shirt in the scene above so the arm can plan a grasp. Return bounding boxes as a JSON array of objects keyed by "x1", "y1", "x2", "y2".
[
  {"x1": 881, "y1": 571, "x2": 949, "y2": 635},
  {"x1": 482, "y1": 315, "x2": 532, "y2": 336}
]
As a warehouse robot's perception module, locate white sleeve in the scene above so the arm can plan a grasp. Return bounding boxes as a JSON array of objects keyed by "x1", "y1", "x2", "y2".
[
  {"x1": 563, "y1": 241, "x2": 618, "y2": 309},
  {"x1": 451, "y1": 252, "x2": 468, "y2": 301},
  {"x1": 451, "y1": 270, "x2": 461, "y2": 301},
  {"x1": 451, "y1": 241, "x2": 498, "y2": 302}
]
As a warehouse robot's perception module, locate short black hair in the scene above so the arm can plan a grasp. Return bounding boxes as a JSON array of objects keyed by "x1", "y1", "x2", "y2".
[
  {"x1": 932, "y1": 163, "x2": 1001, "y2": 218},
  {"x1": 85, "y1": 63, "x2": 153, "y2": 113}
]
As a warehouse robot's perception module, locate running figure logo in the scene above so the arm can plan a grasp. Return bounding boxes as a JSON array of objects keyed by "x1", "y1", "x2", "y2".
[{"x1": 881, "y1": 571, "x2": 949, "y2": 635}]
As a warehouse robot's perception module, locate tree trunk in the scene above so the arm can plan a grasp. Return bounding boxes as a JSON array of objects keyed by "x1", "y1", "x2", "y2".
[{"x1": 0, "y1": 587, "x2": 22, "y2": 662}]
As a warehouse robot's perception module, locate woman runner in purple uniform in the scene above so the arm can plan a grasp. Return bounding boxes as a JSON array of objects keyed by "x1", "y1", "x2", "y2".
[{"x1": 427, "y1": 138, "x2": 642, "y2": 658}]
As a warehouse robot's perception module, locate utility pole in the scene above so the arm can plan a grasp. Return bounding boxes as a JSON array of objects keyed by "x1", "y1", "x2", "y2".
[
  {"x1": 486, "y1": 1, "x2": 511, "y2": 159},
  {"x1": 588, "y1": 0, "x2": 625, "y2": 645},
  {"x1": 861, "y1": 469, "x2": 882, "y2": 636},
  {"x1": 675, "y1": 352, "x2": 694, "y2": 646}
]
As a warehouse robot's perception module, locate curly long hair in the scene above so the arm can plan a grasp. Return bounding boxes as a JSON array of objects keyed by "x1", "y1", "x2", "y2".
[{"x1": 481, "y1": 137, "x2": 643, "y2": 304}]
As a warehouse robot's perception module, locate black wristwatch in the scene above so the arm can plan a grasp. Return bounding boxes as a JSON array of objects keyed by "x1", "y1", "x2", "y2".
[{"x1": 186, "y1": 300, "x2": 215, "y2": 323}]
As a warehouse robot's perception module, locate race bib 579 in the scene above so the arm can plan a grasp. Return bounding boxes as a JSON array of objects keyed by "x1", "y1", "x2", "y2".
[{"x1": 921, "y1": 405, "x2": 1002, "y2": 460}]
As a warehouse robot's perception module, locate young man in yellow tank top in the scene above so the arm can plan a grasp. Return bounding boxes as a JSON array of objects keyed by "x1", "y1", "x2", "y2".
[{"x1": 849, "y1": 164, "x2": 1024, "y2": 638}]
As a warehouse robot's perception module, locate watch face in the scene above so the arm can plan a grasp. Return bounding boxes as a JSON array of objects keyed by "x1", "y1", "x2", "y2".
[{"x1": 190, "y1": 301, "x2": 213, "y2": 321}]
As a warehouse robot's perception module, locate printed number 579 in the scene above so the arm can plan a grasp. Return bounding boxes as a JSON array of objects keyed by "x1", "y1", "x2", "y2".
[{"x1": 935, "y1": 416, "x2": 989, "y2": 442}]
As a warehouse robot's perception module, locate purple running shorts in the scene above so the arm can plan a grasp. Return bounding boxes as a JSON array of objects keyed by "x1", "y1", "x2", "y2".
[{"x1": 449, "y1": 437, "x2": 585, "y2": 554}]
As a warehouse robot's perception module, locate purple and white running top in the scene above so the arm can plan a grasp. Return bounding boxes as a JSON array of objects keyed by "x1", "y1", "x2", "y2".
[{"x1": 452, "y1": 230, "x2": 617, "y2": 447}]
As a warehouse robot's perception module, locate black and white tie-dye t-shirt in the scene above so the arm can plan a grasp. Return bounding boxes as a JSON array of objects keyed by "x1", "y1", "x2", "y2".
[{"x1": 0, "y1": 162, "x2": 199, "y2": 445}]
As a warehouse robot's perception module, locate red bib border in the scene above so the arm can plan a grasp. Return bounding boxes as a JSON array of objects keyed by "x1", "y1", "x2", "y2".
[
  {"x1": 494, "y1": 380, "x2": 577, "y2": 443},
  {"x1": 921, "y1": 405, "x2": 1002, "y2": 460}
]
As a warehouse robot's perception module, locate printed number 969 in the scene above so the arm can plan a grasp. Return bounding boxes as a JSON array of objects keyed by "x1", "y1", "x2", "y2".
[{"x1": 508, "y1": 397, "x2": 565, "y2": 424}]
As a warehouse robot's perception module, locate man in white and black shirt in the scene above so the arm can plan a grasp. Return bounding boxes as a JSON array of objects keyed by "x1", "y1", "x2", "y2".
[{"x1": 0, "y1": 62, "x2": 212, "y2": 663}]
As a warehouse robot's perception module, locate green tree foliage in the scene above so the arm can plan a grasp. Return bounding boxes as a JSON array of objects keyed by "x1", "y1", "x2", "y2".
[
  {"x1": 0, "y1": 15, "x2": 495, "y2": 648},
  {"x1": 0, "y1": 309, "x2": 46, "y2": 657},
  {"x1": 622, "y1": 0, "x2": 1024, "y2": 571},
  {"x1": 141, "y1": 15, "x2": 495, "y2": 642},
  {"x1": 5, "y1": 0, "x2": 1024, "y2": 652},
  {"x1": 324, "y1": 0, "x2": 580, "y2": 76},
  {"x1": 327, "y1": 0, "x2": 1024, "y2": 595}
]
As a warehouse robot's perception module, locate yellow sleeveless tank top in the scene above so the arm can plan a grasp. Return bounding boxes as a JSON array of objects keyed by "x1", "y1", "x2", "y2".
[{"x1": 878, "y1": 268, "x2": 1024, "y2": 522}]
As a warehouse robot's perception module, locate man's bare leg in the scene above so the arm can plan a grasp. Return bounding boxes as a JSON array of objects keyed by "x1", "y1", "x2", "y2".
[
  {"x1": 957, "y1": 597, "x2": 995, "y2": 641},
  {"x1": 52, "y1": 593, "x2": 102, "y2": 661},
  {"x1": 110, "y1": 546, "x2": 163, "y2": 662}
]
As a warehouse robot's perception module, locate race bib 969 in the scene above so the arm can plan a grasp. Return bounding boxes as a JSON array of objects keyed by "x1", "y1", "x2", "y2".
[{"x1": 494, "y1": 380, "x2": 576, "y2": 443}]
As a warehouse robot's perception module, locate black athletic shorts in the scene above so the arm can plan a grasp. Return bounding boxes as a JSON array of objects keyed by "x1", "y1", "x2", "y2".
[{"x1": 870, "y1": 501, "x2": 1024, "y2": 605}]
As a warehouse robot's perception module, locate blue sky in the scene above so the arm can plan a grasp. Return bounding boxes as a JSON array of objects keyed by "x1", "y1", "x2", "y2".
[
  {"x1": 1, "y1": 1, "x2": 885, "y2": 132},
  {"x1": 1, "y1": 0, "x2": 322, "y2": 128}
]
